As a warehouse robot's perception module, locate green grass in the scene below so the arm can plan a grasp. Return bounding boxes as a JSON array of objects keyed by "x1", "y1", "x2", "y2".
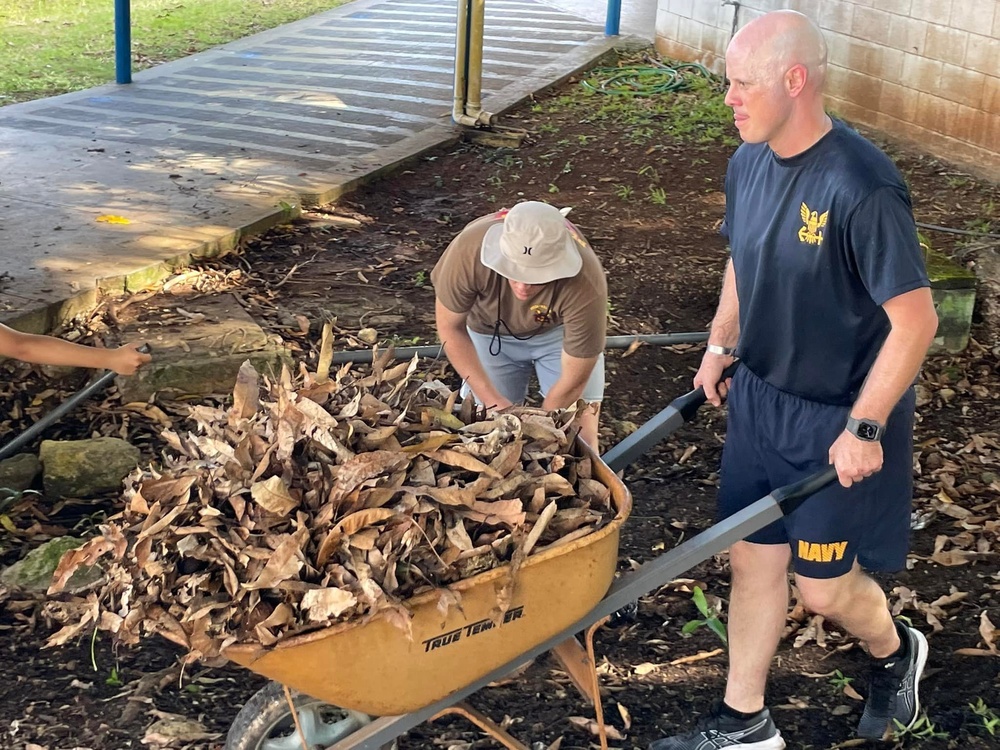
[
  {"x1": 0, "y1": 0, "x2": 349, "y2": 105},
  {"x1": 532, "y1": 52, "x2": 738, "y2": 149}
]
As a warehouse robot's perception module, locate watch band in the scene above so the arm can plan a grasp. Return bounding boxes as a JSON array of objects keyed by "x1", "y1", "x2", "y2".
[
  {"x1": 845, "y1": 416, "x2": 885, "y2": 442},
  {"x1": 707, "y1": 344, "x2": 735, "y2": 356}
]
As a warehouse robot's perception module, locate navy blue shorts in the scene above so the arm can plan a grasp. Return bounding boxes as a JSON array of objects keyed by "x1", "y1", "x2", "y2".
[{"x1": 718, "y1": 366, "x2": 915, "y2": 579}]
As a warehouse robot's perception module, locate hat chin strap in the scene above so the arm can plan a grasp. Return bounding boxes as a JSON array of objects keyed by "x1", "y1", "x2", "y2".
[{"x1": 489, "y1": 274, "x2": 560, "y2": 356}]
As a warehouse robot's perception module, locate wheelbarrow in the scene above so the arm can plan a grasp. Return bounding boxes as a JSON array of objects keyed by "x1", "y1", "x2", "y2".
[{"x1": 221, "y1": 364, "x2": 838, "y2": 750}]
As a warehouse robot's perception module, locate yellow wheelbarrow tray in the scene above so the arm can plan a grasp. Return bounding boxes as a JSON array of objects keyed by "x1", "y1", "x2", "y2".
[
  {"x1": 220, "y1": 366, "x2": 840, "y2": 750},
  {"x1": 223, "y1": 439, "x2": 632, "y2": 717}
]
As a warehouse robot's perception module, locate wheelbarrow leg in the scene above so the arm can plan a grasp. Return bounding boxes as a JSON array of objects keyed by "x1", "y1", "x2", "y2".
[
  {"x1": 551, "y1": 637, "x2": 598, "y2": 703},
  {"x1": 550, "y1": 616, "x2": 613, "y2": 750},
  {"x1": 583, "y1": 618, "x2": 612, "y2": 750},
  {"x1": 431, "y1": 702, "x2": 531, "y2": 750}
]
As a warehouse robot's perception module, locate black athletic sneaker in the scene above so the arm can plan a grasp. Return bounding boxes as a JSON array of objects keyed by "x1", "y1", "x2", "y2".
[
  {"x1": 609, "y1": 599, "x2": 639, "y2": 626},
  {"x1": 857, "y1": 621, "x2": 929, "y2": 740},
  {"x1": 649, "y1": 704, "x2": 785, "y2": 750}
]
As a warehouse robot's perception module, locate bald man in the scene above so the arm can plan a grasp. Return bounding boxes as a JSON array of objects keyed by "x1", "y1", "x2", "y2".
[{"x1": 651, "y1": 11, "x2": 938, "y2": 750}]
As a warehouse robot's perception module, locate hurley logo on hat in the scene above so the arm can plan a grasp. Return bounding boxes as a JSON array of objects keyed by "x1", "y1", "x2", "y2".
[{"x1": 480, "y1": 201, "x2": 583, "y2": 284}]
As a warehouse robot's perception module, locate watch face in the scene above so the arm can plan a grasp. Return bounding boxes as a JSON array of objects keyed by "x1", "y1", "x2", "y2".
[{"x1": 858, "y1": 422, "x2": 878, "y2": 440}]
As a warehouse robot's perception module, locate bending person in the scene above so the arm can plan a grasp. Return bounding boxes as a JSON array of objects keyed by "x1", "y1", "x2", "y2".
[{"x1": 431, "y1": 201, "x2": 607, "y2": 448}]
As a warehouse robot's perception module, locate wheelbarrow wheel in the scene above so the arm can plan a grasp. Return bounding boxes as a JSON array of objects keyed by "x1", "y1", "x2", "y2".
[{"x1": 226, "y1": 681, "x2": 378, "y2": 750}]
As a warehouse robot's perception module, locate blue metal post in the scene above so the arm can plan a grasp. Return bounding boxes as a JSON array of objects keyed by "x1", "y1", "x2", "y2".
[
  {"x1": 115, "y1": 0, "x2": 132, "y2": 84},
  {"x1": 605, "y1": 0, "x2": 621, "y2": 36}
]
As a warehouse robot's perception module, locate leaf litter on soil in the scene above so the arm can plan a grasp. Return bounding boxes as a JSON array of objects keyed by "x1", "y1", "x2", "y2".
[
  {"x1": 1, "y1": 46, "x2": 998, "y2": 750},
  {"x1": 43, "y1": 349, "x2": 614, "y2": 662}
]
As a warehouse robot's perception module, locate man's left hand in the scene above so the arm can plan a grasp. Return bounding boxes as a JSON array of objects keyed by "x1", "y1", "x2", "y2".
[{"x1": 828, "y1": 430, "x2": 883, "y2": 488}]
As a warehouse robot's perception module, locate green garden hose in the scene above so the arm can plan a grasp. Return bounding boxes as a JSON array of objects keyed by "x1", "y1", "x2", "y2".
[{"x1": 581, "y1": 60, "x2": 716, "y2": 97}]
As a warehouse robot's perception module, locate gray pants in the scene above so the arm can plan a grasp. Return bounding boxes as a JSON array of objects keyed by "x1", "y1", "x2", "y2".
[{"x1": 464, "y1": 325, "x2": 605, "y2": 404}]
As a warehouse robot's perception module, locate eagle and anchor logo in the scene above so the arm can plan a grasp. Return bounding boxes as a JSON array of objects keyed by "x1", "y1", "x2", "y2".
[
  {"x1": 798, "y1": 202, "x2": 829, "y2": 245},
  {"x1": 530, "y1": 303, "x2": 552, "y2": 323}
]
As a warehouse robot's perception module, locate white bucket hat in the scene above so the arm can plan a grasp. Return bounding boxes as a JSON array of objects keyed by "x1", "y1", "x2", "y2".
[{"x1": 480, "y1": 201, "x2": 583, "y2": 284}]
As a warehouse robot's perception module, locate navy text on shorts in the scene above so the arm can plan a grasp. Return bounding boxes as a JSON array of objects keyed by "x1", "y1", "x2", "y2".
[{"x1": 718, "y1": 365, "x2": 916, "y2": 579}]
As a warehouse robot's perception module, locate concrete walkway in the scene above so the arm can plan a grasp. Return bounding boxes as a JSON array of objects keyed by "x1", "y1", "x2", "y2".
[{"x1": 0, "y1": 0, "x2": 652, "y2": 333}]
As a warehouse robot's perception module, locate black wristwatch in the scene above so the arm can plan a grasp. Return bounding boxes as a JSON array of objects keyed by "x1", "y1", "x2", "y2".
[{"x1": 845, "y1": 416, "x2": 884, "y2": 442}]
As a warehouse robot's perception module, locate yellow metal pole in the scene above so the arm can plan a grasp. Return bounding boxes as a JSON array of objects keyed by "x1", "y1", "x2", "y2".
[
  {"x1": 452, "y1": 0, "x2": 470, "y2": 125},
  {"x1": 465, "y1": 0, "x2": 486, "y2": 117},
  {"x1": 452, "y1": 0, "x2": 493, "y2": 126}
]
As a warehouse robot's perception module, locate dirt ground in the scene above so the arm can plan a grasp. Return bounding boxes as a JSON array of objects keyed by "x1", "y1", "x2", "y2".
[{"x1": 0, "y1": 53, "x2": 998, "y2": 750}]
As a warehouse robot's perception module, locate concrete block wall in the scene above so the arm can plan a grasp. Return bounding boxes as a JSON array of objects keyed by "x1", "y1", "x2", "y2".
[{"x1": 655, "y1": 0, "x2": 1000, "y2": 177}]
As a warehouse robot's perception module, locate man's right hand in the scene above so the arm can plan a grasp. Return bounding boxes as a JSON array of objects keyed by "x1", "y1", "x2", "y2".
[{"x1": 693, "y1": 352, "x2": 735, "y2": 407}]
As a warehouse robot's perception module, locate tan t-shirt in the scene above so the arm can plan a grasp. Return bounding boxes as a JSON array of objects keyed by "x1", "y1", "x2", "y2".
[{"x1": 431, "y1": 212, "x2": 607, "y2": 358}]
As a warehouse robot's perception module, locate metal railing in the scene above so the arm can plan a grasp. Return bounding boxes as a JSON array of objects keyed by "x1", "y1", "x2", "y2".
[{"x1": 116, "y1": 0, "x2": 625, "y2": 90}]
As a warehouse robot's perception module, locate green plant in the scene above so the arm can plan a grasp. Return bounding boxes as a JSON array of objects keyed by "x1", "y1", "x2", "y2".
[
  {"x1": 891, "y1": 713, "x2": 948, "y2": 741},
  {"x1": 71, "y1": 508, "x2": 112, "y2": 538},
  {"x1": 614, "y1": 184, "x2": 633, "y2": 201},
  {"x1": 964, "y1": 216, "x2": 994, "y2": 234},
  {"x1": 105, "y1": 666, "x2": 123, "y2": 687},
  {"x1": 547, "y1": 183, "x2": 560, "y2": 193},
  {"x1": 648, "y1": 187, "x2": 667, "y2": 205},
  {"x1": 413, "y1": 270, "x2": 428, "y2": 288},
  {"x1": 828, "y1": 670, "x2": 854, "y2": 692},
  {"x1": 970, "y1": 699, "x2": 999, "y2": 736},
  {"x1": 680, "y1": 586, "x2": 728, "y2": 645},
  {"x1": 537, "y1": 122, "x2": 559, "y2": 134},
  {"x1": 387, "y1": 335, "x2": 421, "y2": 347},
  {"x1": 638, "y1": 165, "x2": 659, "y2": 181}
]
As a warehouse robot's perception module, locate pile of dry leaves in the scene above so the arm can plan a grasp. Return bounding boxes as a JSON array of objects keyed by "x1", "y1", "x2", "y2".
[{"x1": 43, "y1": 351, "x2": 614, "y2": 661}]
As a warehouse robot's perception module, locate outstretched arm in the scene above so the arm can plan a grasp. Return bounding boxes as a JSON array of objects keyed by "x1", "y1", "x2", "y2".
[{"x1": 0, "y1": 324, "x2": 151, "y2": 375}]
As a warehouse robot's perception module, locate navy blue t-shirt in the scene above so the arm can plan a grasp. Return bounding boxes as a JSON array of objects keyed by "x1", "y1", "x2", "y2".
[{"x1": 721, "y1": 120, "x2": 930, "y2": 405}]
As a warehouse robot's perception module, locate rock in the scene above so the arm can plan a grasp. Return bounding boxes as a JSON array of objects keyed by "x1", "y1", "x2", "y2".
[
  {"x1": 358, "y1": 327, "x2": 379, "y2": 344},
  {"x1": 0, "y1": 453, "x2": 42, "y2": 494},
  {"x1": 0, "y1": 537, "x2": 102, "y2": 593},
  {"x1": 40, "y1": 437, "x2": 141, "y2": 499},
  {"x1": 615, "y1": 420, "x2": 640, "y2": 439}
]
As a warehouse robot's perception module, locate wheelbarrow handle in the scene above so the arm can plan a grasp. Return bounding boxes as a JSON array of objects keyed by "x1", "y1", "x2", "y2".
[
  {"x1": 334, "y1": 463, "x2": 841, "y2": 750},
  {"x1": 774, "y1": 464, "x2": 839, "y2": 514},
  {"x1": 0, "y1": 343, "x2": 151, "y2": 462},
  {"x1": 600, "y1": 360, "x2": 741, "y2": 473},
  {"x1": 672, "y1": 359, "x2": 742, "y2": 422}
]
